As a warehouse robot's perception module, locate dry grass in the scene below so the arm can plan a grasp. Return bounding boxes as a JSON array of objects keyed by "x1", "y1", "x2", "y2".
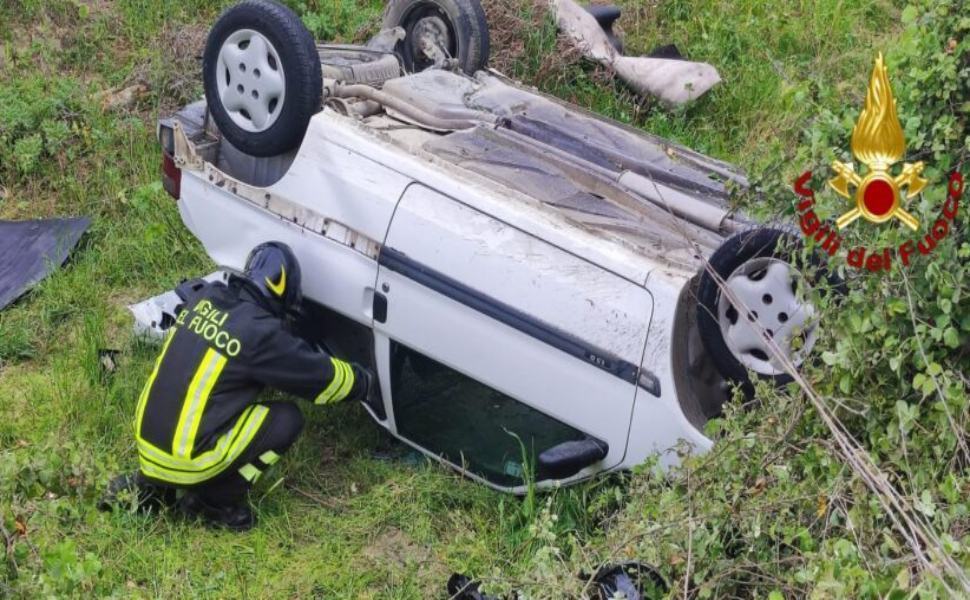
[
  {"x1": 128, "y1": 21, "x2": 208, "y2": 112},
  {"x1": 481, "y1": 0, "x2": 579, "y2": 78}
]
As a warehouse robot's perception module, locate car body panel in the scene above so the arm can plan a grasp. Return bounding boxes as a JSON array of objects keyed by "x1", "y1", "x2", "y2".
[
  {"x1": 179, "y1": 170, "x2": 381, "y2": 327},
  {"x1": 372, "y1": 184, "x2": 654, "y2": 486},
  {"x1": 383, "y1": 185, "x2": 653, "y2": 363},
  {"x1": 627, "y1": 279, "x2": 713, "y2": 469}
]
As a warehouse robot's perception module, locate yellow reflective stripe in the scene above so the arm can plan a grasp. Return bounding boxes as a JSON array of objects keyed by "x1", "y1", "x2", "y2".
[
  {"x1": 140, "y1": 461, "x2": 225, "y2": 486},
  {"x1": 140, "y1": 430, "x2": 226, "y2": 471},
  {"x1": 315, "y1": 358, "x2": 347, "y2": 404},
  {"x1": 134, "y1": 328, "x2": 178, "y2": 436},
  {"x1": 315, "y1": 358, "x2": 355, "y2": 405},
  {"x1": 259, "y1": 450, "x2": 280, "y2": 465},
  {"x1": 139, "y1": 462, "x2": 193, "y2": 484},
  {"x1": 173, "y1": 348, "x2": 227, "y2": 457},
  {"x1": 334, "y1": 361, "x2": 355, "y2": 401},
  {"x1": 184, "y1": 354, "x2": 224, "y2": 454},
  {"x1": 172, "y1": 350, "x2": 213, "y2": 455},
  {"x1": 238, "y1": 464, "x2": 261, "y2": 483},
  {"x1": 140, "y1": 405, "x2": 256, "y2": 471},
  {"x1": 138, "y1": 405, "x2": 270, "y2": 485},
  {"x1": 225, "y1": 405, "x2": 269, "y2": 460}
]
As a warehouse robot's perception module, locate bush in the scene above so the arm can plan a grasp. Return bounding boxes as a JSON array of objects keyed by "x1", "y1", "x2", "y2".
[{"x1": 560, "y1": 1, "x2": 970, "y2": 597}]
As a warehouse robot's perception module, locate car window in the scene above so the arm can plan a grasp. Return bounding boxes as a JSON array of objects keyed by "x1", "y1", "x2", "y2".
[{"x1": 390, "y1": 342, "x2": 588, "y2": 487}]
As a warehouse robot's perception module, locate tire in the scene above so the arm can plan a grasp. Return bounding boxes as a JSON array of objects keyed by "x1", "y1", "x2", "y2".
[
  {"x1": 203, "y1": 0, "x2": 322, "y2": 157},
  {"x1": 383, "y1": 0, "x2": 490, "y2": 75},
  {"x1": 696, "y1": 228, "x2": 838, "y2": 390}
]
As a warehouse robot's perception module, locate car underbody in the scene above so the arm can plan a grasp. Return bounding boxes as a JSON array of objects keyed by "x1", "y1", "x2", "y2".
[{"x1": 174, "y1": 67, "x2": 750, "y2": 271}]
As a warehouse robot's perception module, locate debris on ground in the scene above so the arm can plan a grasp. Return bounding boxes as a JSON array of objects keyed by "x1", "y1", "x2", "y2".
[
  {"x1": 447, "y1": 561, "x2": 669, "y2": 600},
  {"x1": 583, "y1": 561, "x2": 670, "y2": 599},
  {"x1": 0, "y1": 217, "x2": 90, "y2": 311},
  {"x1": 127, "y1": 271, "x2": 228, "y2": 339},
  {"x1": 98, "y1": 349, "x2": 120, "y2": 375},
  {"x1": 95, "y1": 83, "x2": 149, "y2": 111},
  {"x1": 127, "y1": 288, "x2": 183, "y2": 340},
  {"x1": 447, "y1": 574, "x2": 502, "y2": 600},
  {"x1": 550, "y1": 0, "x2": 720, "y2": 104}
]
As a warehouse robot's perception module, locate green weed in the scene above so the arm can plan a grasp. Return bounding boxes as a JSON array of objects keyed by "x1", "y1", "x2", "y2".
[{"x1": 2, "y1": 0, "x2": 963, "y2": 597}]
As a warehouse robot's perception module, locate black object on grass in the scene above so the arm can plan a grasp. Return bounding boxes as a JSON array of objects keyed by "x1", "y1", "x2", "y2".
[
  {"x1": 583, "y1": 561, "x2": 670, "y2": 600},
  {"x1": 447, "y1": 574, "x2": 502, "y2": 600},
  {"x1": 0, "y1": 217, "x2": 90, "y2": 311}
]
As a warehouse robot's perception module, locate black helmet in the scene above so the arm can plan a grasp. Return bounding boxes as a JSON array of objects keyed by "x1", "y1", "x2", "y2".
[{"x1": 243, "y1": 241, "x2": 303, "y2": 312}]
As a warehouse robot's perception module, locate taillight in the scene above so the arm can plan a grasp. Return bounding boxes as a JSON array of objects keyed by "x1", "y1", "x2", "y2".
[
  {"x1": 159, "y1": 124, "x2": 180, "y2": 200},
  {"x1": 162, "y1": 151, "x2": 181, "y2": 200}
]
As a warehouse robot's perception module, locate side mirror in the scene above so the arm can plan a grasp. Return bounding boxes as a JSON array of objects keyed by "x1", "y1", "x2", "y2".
[{"x1": 537, "y1": 438, "x2": 609, "y2": 480}]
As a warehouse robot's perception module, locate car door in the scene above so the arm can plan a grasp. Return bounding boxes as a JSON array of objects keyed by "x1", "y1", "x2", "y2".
[{"x1": 371, "y1": 184, "x2": 653, "y2": 490}]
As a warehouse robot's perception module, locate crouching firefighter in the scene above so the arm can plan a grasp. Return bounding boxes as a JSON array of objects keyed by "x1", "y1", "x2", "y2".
[{"x1": 101, "y1": 241, "x2": 374, "y2": 531}]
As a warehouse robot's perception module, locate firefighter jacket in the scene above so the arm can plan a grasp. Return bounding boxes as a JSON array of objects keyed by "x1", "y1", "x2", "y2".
[{"x1": 135, "y1": 278, "x2": 356, "y2": 485}]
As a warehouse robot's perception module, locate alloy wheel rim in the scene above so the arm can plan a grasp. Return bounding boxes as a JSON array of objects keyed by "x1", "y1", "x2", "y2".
[
  {"x1": 716, "y1": 257, "x2": 818, "y2": 376},
  {"x1": 216, "y1": 29, "x2": 286, "y2": 133}
]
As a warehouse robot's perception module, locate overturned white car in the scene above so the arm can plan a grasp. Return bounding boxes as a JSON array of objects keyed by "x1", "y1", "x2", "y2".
[{"x1": 155, "y1": 0, "x2": 825, "y2": 492}]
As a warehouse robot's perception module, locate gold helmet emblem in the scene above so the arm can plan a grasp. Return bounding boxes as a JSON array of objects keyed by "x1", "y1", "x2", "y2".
[{"x1": 829, "y1": 53, "x2": 927, "y2": 231}]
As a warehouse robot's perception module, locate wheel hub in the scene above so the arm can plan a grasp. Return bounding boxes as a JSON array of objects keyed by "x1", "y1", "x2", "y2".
[
  {"x1": 412, "y1": 16, "x2": 451, "y2": 65},
  {"x1": 216, "y1": 29, "x2": 286, "y2": 132},
  {"x1": 716, "y1": 257, "x2": 818, "y2": 376}
]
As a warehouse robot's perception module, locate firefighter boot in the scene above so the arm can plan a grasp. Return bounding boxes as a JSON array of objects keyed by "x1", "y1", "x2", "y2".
[
  {"x1": 178, "y1": 492, "x2": 255, "y2": 532},
  {"x1": 99, "y1": 472, "x2": 177, "y2": 512}
]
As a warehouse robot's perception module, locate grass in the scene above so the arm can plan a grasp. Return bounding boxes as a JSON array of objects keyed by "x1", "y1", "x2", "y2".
[
  {"x1": 486, "y1": 0, "x2": 900, "y2": 174},
  {"x1": 0, "y1": 0, "x2": 911, "y2": 596}
]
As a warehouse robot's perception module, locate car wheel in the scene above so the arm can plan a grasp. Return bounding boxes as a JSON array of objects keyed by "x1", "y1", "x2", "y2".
[
  {"x1": 383, "y1": 0, "x2": 490, "y2": 75},
  {"x1": 696, "y1": 228, "x2": 835, "y2": 390},
  {"x1": 203, "y1": 0, "x2": 322, "y2": 157}
]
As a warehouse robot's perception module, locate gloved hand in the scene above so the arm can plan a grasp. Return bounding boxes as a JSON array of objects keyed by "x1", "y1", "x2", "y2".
[{"x1": 347, "y1": 363, "x2": 375, "y2": 404}]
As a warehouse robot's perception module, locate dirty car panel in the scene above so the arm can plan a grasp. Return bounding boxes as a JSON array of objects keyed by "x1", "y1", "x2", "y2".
[{"x1": 373, "y1": 184, "x2": 653, "y2": 486}]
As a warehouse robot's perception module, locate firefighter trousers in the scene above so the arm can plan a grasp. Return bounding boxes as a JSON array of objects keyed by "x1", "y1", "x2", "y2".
[{"x1": 157, "y1": 401, "x2": 304, "y2": 505}]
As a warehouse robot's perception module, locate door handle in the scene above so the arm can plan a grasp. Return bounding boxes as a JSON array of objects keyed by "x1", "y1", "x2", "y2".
[{"x1": 373, "y1": 291, "x2": 388, "y2": 323}]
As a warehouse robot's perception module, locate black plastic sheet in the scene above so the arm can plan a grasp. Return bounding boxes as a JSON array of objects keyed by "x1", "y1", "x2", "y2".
[{"x1": 0, "y1": 217, "x2": 90, "y2": 310}]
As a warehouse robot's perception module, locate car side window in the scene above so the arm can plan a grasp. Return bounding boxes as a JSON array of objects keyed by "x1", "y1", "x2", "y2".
[{"x1": 390, "y1": 342, "x2": 587, "y2": 487}]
